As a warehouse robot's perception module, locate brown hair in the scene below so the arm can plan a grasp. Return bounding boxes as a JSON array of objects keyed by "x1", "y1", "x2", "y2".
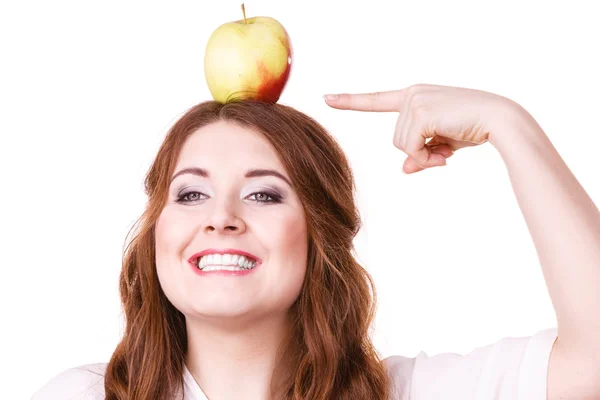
[{"x1": 104, "y1": 100, "x2": 391, "y2": 399}]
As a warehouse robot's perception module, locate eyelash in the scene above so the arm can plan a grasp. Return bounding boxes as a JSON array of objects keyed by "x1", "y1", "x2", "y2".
[{"x1": 175, "y1": 190, "x2": 282, "y2": 205}]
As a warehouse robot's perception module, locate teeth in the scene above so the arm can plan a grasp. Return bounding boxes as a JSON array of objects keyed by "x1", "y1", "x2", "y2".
[
  {"x1": 198, "y1": 253, "x2": 257, "y2": 270},
  {"x1": 202, "y1": 265, "x2": 249, "y2": 272}
]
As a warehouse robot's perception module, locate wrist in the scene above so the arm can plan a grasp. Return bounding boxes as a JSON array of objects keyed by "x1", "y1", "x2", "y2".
[{"x1": 488, "y1": 99, "x2": 549, "y2": 158}]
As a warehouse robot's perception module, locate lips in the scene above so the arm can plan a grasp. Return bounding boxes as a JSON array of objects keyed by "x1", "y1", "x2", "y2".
[{"x1": 187, "y1": 248, "x2": 261, "y2": 264}]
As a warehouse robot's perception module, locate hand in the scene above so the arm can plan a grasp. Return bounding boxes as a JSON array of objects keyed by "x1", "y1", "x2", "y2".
[{"x1": 324, "y1": 83, "x2": 516, "y2": 174}]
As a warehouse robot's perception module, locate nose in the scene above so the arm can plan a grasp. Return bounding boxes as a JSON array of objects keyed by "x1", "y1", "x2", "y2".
[{"x1": 203, "y1": 203, "x2": 246, "y2": 235}]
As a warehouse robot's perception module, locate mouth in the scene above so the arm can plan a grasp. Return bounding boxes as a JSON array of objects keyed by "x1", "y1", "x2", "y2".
[{"x1": 188, "y1": 248, "x2": 261, "y2": 271}]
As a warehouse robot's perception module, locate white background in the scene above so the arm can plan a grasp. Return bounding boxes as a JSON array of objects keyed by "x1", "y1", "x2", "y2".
[{"x1": 1, "y1": 0, "x2": 599, "y2": 398}]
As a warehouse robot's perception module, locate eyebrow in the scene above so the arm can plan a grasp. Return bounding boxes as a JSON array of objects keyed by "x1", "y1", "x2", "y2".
[{"x1": 169, "y1": 167, "x2": 292, "y2": 187}]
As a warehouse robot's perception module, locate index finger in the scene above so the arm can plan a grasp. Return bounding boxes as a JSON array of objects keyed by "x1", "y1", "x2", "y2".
[{"x1": 324, "y1": 90, "x2": 405, "y2": 112}]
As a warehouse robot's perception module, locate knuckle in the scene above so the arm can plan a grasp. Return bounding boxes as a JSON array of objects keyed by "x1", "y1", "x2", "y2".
[
  {"x1": 392, "y1": 131, "x2": 406, "y2": 150},
  {"x1": 407, "y1": 83, "x2": 427, "y2": 95},
  {"x1": 404, "y1": 90, "x2": 419, "y2": 110},
  {"x1": 392, "y1": 135, "x2": 402, "y2": 149},
  {"x1": 411, "y1": 103, "x2": 427, "y2": 119},
  {"x1": 405, "y1": 84, "x2": 420, "y2": 97},
  {"x1": 404, "y1": 88, "x2": 429, "y2": 119},
  {"x1": 406, "y1": 83, "x2": 436, "y2": 103}
]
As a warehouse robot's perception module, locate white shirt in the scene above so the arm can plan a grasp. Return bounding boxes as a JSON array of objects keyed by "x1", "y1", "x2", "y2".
[{"x1": 31, "y1": 328, "x2": 557, "y2": 400}]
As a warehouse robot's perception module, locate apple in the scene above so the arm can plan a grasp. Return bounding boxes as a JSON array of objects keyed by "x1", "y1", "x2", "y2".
[{"x1": 204, "y1": 4, "x2": 292, "y2": 103}]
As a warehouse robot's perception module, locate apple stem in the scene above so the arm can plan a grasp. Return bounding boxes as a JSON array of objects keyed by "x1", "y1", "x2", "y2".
[{"x1": 241, "y1": 3, "x2": 247, "y2": 24}]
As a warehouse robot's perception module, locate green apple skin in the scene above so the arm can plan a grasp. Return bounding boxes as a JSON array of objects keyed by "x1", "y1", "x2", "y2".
[{"x1": 204, "y1": 16, "x2": 292, "y2": 103}]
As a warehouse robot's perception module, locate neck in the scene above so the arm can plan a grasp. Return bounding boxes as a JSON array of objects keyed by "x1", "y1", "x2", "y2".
[{"x1": 185, "y1": 311, "x2": 294, "y2": 400}]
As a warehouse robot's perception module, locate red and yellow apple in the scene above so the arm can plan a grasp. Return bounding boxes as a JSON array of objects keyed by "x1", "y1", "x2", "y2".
[{"x1": 204, "y1": 5, "x2": 292, "y2": 103}]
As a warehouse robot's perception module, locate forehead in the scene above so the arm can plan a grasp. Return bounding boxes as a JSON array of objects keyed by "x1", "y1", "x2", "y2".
[{"x1": 175, "y1": 120, "x2": 283, "y2": 170}]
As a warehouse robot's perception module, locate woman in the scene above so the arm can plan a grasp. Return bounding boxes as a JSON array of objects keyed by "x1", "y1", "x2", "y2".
[{"x1": 32, "y1": 84, "x2": 600, "y2": 399}]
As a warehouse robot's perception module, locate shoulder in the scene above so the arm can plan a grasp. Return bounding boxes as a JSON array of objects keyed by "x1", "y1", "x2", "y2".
[
  {"x1": 383, "y1": 354, "x2": 417, "y2": 400},
  {"x1": 383, "y1": 328, "x2": 557, "y2": 400},
  {"x1": 32, "y1": 363, "x2": 107, "y2": 400}
]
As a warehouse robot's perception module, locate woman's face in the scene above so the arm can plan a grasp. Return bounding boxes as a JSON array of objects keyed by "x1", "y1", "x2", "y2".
[{"x1": 155, "y1": 120, "x2": 308, "y2": 322}]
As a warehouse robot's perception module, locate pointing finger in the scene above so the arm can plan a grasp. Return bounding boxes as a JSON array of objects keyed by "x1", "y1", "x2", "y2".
[{"x1": 323, "y1": 90, "x2": 405, "y2": 112}]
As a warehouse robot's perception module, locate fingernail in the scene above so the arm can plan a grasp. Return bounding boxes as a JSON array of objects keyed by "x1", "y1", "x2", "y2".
[{"x1": 324, "y1": 94, "x2": 339, "y2": 101}]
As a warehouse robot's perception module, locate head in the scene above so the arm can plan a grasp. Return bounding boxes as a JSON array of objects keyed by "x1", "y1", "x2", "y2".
[
  {"x1": 154, "y1": 117, "x2": 308, "y2": 327},
  {"x1": 104, "y1": 100, "x2": 390, "y2": 399}
]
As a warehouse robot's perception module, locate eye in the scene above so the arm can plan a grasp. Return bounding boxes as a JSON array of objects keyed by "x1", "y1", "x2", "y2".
[
  {"x1": 176, "y1": 191, "x2": 206, "y2": 204},
  {"x1": 175, "y1": 190, "x2": 282, "y2": 205},
  {"x1": 247, "y1": 191, "x2": 282, "y2": 204}
]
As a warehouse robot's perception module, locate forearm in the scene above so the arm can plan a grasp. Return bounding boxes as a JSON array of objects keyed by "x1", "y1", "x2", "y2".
[{"x1": 490, "y1": 103, "x2": 600, "y2": 350}]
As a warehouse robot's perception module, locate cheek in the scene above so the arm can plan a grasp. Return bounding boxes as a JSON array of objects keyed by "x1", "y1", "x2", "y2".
[
  {"x1": 279, "y1": 211, "x2": 308, "y2": 257},
  {"x1": 154, "y1": 208, "x2": 194, "y2": 288},
  {"x1": 155, "y1": 207, "x2": 193, "y2": 260},
  {"x1": 155, "y1": 208, "x2": 195, "y2": 312},
  {"x1": 269, "y1": 211, "x2": 309, "y2": 288}
]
